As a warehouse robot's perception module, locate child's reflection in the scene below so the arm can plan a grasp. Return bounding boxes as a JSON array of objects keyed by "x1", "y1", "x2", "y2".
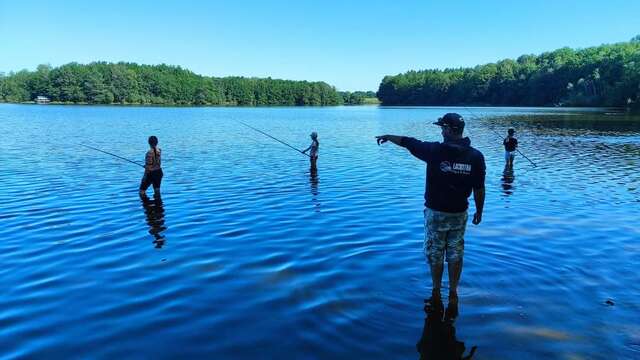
[{"x1": 140, "y1": 193, "x2": 167, "y2": 249}]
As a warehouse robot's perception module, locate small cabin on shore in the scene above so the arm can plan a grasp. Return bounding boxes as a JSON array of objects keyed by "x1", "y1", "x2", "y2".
[{"x1": 35, "y1": 96, "x2": 50, "y2": 104}]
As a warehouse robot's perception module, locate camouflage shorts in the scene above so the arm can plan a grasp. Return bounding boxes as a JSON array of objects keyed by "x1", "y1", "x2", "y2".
[{"x1": 424, "y1": 208, "x2": 468, "y2": 265}]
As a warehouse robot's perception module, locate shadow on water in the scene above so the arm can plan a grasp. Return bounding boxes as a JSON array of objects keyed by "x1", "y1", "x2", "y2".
[
  {"x1": 417, "y1": 299, "x2": 477, "y2": 359},
  {"x1": 501, "y1": 166, "x2": 515, "y2": 196},
  {"x1": 140, "y1": 194, "x2": 167, "y2": 248}
]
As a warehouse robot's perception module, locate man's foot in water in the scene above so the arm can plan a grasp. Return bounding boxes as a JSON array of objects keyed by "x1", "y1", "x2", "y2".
[{"x1": 445, "y1": 292, "x2": 459, "y2": 320}]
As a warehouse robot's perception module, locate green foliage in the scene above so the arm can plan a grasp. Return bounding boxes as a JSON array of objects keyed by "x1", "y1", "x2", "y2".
[
  {"x1": 0, "y1": 70, "x2": 32, "y2": 102},
  {"x1": 378, "y1": 37, "x2": 640, "y2": 108},
  {"x1": 0, "y1": 62, "x2": 343, "y2": 106},
  {"x1": 339, "y1": 91, "x2": 377, "y2": 105}
]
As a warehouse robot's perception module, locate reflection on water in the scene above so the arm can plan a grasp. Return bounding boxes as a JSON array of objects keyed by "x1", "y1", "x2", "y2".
[
  {"x1": 309, "y1": 169, "x2": 320, "y2": 212},
  {"x1": 140, "y1": 194, "x2": 166, "y2": 249},
  {"x1": 501, "y1": 167, "x2": 515, "y2": 196},
  {"x1": 417, "y1": 298, "x2": 477, "y2": 359},
  {"x1": 1, "y1": 105, "x2": 639, "y2": 359}
]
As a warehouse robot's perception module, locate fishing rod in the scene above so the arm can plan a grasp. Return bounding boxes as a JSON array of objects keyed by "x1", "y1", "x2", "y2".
[
  {"x1": 79, "y1": 144, "x2": 145, "y2": 168},
  {"x1": 486, "y1": 126, "x2": 538, "y2": 167},
  {"x1": 460, "y1": 107, "x2": 538, "y2": 168},
  {"x1": 238, "y1": 121, "x2": 310, "y2": 158}
]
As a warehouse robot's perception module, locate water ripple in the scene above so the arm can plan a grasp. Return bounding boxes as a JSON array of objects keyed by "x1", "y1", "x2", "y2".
[{"x1": 0, "y1": 105, "x2": 638, "y2": 359}]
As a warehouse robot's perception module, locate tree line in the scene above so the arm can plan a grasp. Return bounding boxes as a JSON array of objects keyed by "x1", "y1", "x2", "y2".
[
  {"x1": 377, "y1": 36, "x2": 640, "y2": 110},
  {"x1": 0, "y1": 62, "x2": 351, "y2": 106},
  {"x1": 339, "y1": 91, "x2": 378, "y2": 105}
]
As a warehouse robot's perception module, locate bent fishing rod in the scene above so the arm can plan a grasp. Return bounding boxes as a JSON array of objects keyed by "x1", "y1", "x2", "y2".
[
  {"x1": 238, "y1": 121, "x2": 310, "y2": 158},
  {"x1": 79, "y1": 144, "x2": 145, "y2": 168},
  {"x1": 460, "y1": 107, "x2": 538, "y2": 167}
]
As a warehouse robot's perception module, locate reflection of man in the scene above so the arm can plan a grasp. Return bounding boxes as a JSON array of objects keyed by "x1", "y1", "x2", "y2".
[
  {"x1": 140, "y1": 194, "x2": 167, "y2": 248},
  {"x1": 376, "y1": 113, "x2": 485, "y2": 307},
  {"x1": 416, "y1": 297, "x2": 477, "y2": 359}
]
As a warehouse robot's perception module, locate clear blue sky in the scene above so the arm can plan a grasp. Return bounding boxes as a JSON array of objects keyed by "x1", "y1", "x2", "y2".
[{"x1": 1, "y1": 0, "x2": 638, "y2": 91}]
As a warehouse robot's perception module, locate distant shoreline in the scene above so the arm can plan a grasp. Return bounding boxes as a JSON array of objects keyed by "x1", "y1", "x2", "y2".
[
  {"x1": 378, "y1": 37, "x2": 640, "y2": 110},
  {"x1": 0, "y1": 100, "x2": 380, "y2": 108},
  {"x1": 1, "y1": 100, "x2": 630, "y2": 112}
]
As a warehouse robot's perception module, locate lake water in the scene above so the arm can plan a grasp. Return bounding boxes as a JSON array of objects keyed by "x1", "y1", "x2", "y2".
[{"x1": 1, "y1": 104, "x2": 639, "y2": 359}]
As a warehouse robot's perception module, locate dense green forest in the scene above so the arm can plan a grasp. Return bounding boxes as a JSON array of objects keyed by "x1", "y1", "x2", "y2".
[
  {"x1": 5, "y1": 36, "x2": 638, "y2": 109},
  {"x1": 378, "y1": 36, "x2": 640, "y2": 109},
  {"x1": 339, "y1": 91, "x2": 379, "y2": 105},
  {"x1": 0, "y1": 62, "x2": 347, "y2": 106}
]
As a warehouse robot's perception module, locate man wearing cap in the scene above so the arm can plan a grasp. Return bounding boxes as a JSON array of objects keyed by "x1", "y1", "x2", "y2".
[{"x1": 375, "y1": 113, "x2": 485, "y2": 309}]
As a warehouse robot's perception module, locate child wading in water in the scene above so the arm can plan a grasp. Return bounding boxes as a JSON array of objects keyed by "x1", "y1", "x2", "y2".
[
  {"x1": 140, "y1": 136, "x2": 163, "y2": 196},
  {"x1": 302, "y1": 132, "x2": 319, "y2": 172},
  {"x1": 503, "y1": 128, "x2": 518, "y2": 169}
]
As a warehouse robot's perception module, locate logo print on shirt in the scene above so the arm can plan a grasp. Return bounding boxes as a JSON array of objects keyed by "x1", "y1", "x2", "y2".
[
  {"x1": 440, "y1": 161, "x2": 472, "y2": 175},
  {"x1": 440, "y1": 161, "x2": 453, "y2": 172}
]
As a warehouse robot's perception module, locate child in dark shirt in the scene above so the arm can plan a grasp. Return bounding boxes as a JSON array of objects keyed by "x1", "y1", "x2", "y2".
[{"x1": 503, "y1": 128, "x2": 517, "y2": 169}]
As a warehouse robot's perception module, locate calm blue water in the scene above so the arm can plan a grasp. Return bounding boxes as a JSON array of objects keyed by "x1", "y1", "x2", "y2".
[{"x1": 1, "y1": 104, "x2": 639, "y2": 359}]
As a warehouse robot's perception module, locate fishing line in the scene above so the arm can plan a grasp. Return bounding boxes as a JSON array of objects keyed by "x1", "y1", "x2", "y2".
[
  {"x1": 486, "y1": 126, "x2": 538, "y2": 167},
  {"x1": 237, "y1": 121, "x2": 310, "y2": 158},
  {"x1": 460, "y1": 107, "x2": 538, "y2": 167},
  {"x1": 79, "y1": 144, "x2": 145, "y2": 168}
]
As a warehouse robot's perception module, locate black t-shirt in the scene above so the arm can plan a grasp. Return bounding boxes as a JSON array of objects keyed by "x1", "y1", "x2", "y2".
[
  {"x1": 503, "y1": 137, "x2": 518, "y2": 152},
  {"x1": 401, "y1": 137, "x2": 486, "y2": 213}
]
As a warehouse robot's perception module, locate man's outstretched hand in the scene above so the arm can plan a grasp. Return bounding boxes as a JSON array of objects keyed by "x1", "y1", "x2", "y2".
[
  {"x1": 375, "y1": 135, "x2": 389, "y2": 145},
  {"x1": 376, "y1": 135, "x2": 405, "y2": 146}
]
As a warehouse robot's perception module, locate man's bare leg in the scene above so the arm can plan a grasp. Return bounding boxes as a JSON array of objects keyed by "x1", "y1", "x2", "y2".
[
  {"x1": 430, "y1": 262, "x2": 444, "y2": 298},
  {"x1": 447, "y1": 259, "x2": 463, "y2": 299}
]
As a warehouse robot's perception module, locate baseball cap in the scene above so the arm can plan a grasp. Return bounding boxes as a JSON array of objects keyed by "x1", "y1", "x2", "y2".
[{"x1": 433, "y1": 113, "x2": 465, "y2": 129}]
